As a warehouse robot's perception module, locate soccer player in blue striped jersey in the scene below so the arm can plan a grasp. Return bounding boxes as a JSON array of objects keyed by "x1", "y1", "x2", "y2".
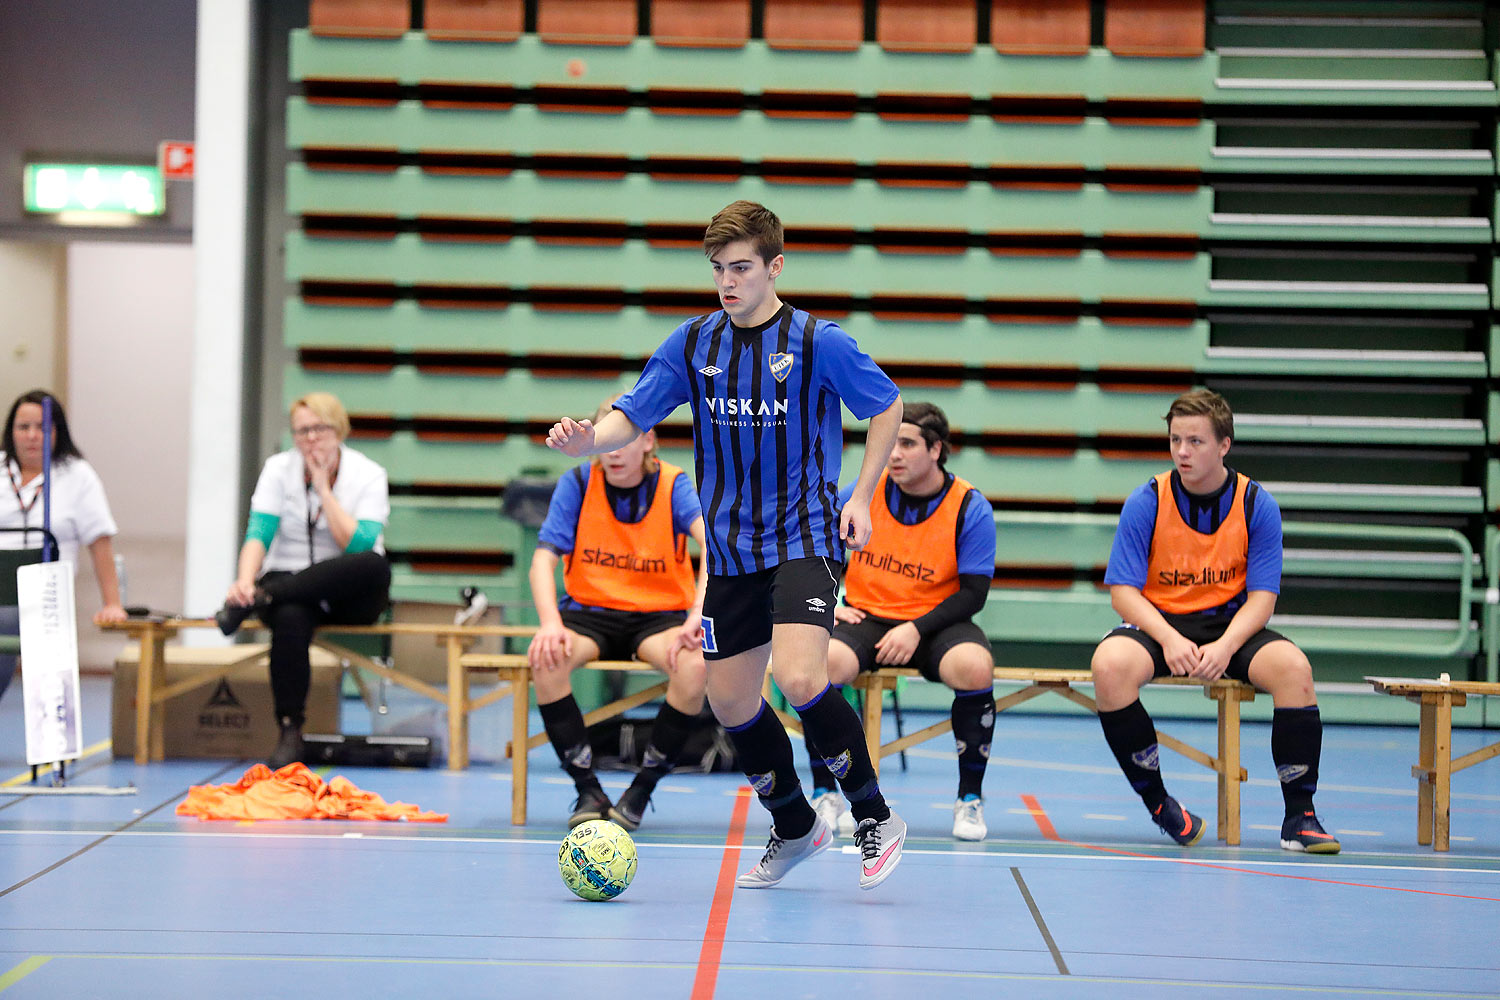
[{"x1": 547, "y1": 201, "x2": 908, "y2": 890}]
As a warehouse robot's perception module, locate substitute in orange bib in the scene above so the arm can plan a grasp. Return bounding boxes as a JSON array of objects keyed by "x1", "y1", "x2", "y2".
[
  {"x1": 1091, "y1": 389, "x2": 1339, "y2": 854},
  {"x1": 529, "y1": 397, "x2": 709, "y2": 831},
  {"x1": 804, "y1": 403, "x2": 998, "y2": 841}
]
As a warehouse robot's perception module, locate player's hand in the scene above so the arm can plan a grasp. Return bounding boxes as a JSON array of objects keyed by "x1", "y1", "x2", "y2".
[
  {"x1": 546, "y1": 417, "x2": 595, "y2": 457},
  {"x1": 834, "y1": 605, "x2": 865, "y2": 626},
  {"x1": 840, "y1": 503, "x2": 874, "y2": 551},
  {"x1": 666, "y1": 613, "x2": 703, "y2": 671},
  {"x1": 93, "y1": 603, "x2": 128, "y2": 625},
  {"x1": 528, "y1": 621, "x2": 573, "y2": 672},
  {"x1": 225, "y1": 579, "x2": 258, "y2": 607},
  {"x1": 1192, "y1": 639, "x2": 1232, "y2": 681},
  {"x1": 1161, "y1": 632, "x2": 1201, "y2": 677},
  {"x1": 874, "y1": 621, "x2": 920, "y2": 666}
]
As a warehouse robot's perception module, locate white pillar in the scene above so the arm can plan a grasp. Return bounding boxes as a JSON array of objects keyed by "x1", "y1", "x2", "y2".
[{"x1": 183, "y1": 0, "x2": 252, "y2": 637}]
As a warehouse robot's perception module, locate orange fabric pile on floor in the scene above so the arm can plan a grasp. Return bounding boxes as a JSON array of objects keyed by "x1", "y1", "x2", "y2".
[{"x1": 176, "y1": 763, "x2": 448, "y2": 822}]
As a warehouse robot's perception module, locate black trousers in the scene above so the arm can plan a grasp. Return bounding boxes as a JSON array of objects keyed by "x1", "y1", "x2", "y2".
[{"x1": 259, "y1": 550, "x2": 391, "y2": 725}]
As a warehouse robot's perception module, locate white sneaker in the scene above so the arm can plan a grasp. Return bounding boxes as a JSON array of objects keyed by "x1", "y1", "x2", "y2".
[
  {"x1": 735, "y1": 814, "x2": 834, "y2": 889},
  {"x1": 952, "y1": 795, "x2": 987, "y2": 842},
  {"x1": 810, "y1": 789, "x2": 851, "y2": 838},
  {"x1": 853, "y1": 810, "x2": 906, "y2": 890}
]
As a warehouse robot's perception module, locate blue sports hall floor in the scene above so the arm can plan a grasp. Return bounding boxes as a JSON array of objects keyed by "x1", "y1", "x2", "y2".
[{"x1": 2, "y1": 675, "x2": 1499, "y2": 999}]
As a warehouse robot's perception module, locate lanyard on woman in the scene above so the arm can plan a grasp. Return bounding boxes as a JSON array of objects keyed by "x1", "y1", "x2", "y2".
[
  {"x1": 6, "y1": 460, "x2": 41, "y2": 536},
  {"x1": 305, "y1": 484, "x2": 322, "y2": 568}
]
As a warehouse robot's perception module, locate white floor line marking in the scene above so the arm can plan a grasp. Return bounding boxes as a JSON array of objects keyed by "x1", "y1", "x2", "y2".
[
  {"x1": 3, "y1": 827, "x2": 1499, "y2": 873},
  {"x1": 1084, "y1": 814, "x2": 1127, "y2": 821},
  {"x1": 1335, "y1": 829, "x2": 1384, "y2": 837},
  {"x1": 906, "y1": 748, "x2": 1500, "y2": 801}
]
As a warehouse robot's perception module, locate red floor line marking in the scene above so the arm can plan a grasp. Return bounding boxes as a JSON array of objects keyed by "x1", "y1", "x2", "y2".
[
  {"x1": 1019, "y1": 794, "x2": 1500, "y2": 903},
  {"x1": 690, "y1": 786, "x2": 752, "y2": 1000}
]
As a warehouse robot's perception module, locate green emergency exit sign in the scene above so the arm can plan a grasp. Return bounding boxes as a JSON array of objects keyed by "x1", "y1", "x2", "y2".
[{"x1": 23, "y1": 163, "x2": 165, "y2": 216}]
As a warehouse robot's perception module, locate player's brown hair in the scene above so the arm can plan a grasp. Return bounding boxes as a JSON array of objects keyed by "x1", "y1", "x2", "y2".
[
  {"x1": 703, "y1": 200, "x2": 784, "y2": 265},
  {"x1": 1165, "y1": 388, "x2": 1234, "y2": 442},
  {"x1": 902, "y1": 401, "x2": 951, "y2": 467}
]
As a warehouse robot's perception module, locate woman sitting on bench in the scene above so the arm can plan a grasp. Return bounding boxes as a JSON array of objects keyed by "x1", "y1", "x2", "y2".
[{"x1": 216, "y1": 392, "x2": 391, "y2": 769}]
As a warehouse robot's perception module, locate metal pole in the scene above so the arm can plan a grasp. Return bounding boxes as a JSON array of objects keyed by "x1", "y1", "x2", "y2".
[{"x1": 40, "y1": 397, "x2": 53, "y2": 562}]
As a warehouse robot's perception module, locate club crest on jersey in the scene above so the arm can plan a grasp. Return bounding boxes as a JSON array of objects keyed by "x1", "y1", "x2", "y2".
[
  {"x1": 750, "y1": 771, "x2": 776, "y2": 796},
  {"x1": 824, "y1": 749, "x2": 852, "y2": 779},
  {"x1": 768, "y1": 352, "x2": 794, "y2": 382}
]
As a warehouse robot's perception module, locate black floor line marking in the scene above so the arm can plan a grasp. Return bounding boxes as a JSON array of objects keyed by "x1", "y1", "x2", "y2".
[
  {"x1": 0, "y1": 761, "x2": 242, "y2": 900},
  {"x1": 1011, "y1": 866, "x2": 1069, "y2": 975}
]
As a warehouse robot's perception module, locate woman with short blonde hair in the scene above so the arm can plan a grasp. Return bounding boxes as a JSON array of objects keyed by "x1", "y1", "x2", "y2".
[{"x1": 216, "y1": 392, "x2": 390, "y2": 769}]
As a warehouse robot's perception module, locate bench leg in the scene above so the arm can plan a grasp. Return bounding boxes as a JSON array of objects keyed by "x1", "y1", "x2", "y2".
[
  {"x1": 1214, "y1": 693, "x2": 1243, "y2": 846},
  {"x1": 132, "y1": 627, "x2": 161, "y2": 765},
  {"x1": 859, "y1": 676, "x2": 887, "y2": 777},
  {"x1": 1416, "y1": 702, "x2": 1435, "y2": 847},
  {"x1": 147, "y1": 629, "x2": 167, "y2": 762},
  {"x1": 446, "y1": 636, "x2": 469, "y2": 771},
  {"x1": 1434, "y1": 696, "x2": 1453, "y2": 852},
  {"x1": 502, "y1": 666, "x2": 530, "y2": 825}
]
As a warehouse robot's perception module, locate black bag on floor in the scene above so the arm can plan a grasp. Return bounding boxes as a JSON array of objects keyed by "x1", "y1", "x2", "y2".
[{"x1": 588, "y1": 708, "x2": 738, "y2": 773}]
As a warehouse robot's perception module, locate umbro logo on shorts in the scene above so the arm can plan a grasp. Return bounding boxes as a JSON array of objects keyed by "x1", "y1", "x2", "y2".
[
  {"x1": 699, "y1": 365, "x2": 723, "y2": 377},
  {"x1": 806, "y1": 597, "x2": 826, "y2": 610}
]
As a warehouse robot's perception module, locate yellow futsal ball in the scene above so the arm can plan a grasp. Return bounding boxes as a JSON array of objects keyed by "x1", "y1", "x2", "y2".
[{"x1": 559, "y1": 819, "x2": 637, "y2": 901}]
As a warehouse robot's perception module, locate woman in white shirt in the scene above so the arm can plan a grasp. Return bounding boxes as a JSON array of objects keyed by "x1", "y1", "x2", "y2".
[
  {"x1": 0, "y1": 390, "x2": 125, "y2": 701},
  {"x1": 217, "y1": 392, "x2": 391, "y2": 768}
]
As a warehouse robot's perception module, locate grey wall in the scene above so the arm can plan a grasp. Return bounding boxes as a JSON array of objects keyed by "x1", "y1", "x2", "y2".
[{"x1": 0, "y1": 0, "x2": 198, "y2": 241}]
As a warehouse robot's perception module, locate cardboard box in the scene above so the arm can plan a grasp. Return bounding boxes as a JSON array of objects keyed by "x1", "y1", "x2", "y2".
[{"x1": 111, "y1": 643, "x2": 341, "y2": 759}]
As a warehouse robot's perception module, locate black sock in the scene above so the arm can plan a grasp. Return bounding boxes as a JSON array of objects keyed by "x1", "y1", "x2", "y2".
[
  {"x1": 725, "y1": 701, "x2": 815, "y2": 838},
  {"x1": 1099, "y1": 699, "x2": 1167, "y2": 810},
  {"x1": 952, "y1": 687, "x2": 995, "y2": 800},
  {"x1": 538, "y1": 695, "x2": 601, "y2": 795},
  {"x1": 795, "y1": 684, "x2": 889, "y2": 824},
  {"x1": 808, "y1": 750, "x2": 836, "y2": 793},
  {"x1": 804, "y1": 688, "x2": 838, "y2": 791},
  {"x1": 635, "y1": 702, "x2": 696, "y2": 792},
  {"x1": 1272, "y1": 705, "x2": 1322, "y2": 816}
]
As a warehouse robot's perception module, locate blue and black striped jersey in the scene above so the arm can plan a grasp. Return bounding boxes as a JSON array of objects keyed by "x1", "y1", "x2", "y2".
[{"x1": 614, "y1": 303, "x2": 899, "y2": 576}]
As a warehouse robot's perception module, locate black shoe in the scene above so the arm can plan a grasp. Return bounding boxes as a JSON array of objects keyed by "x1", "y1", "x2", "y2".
[
  {"x1": 214, "y1": 602, "x2": 255, "y2": 636},
  {"x1": 1280, "y1": 810, "x2": 1341, "y2": 854},
  {"x1": 215, "y1": 589, "x2": 270, "y2": 635},
  {"x1": 608, "y1": 780, "x2": 655, "y2": 832},
  {"x1": 267, "y1": 719, "x2": 305, "y2": 770},
  {"x1": 1151, "y1": 795, "x2": 1206, "y2": 846},
  {"x1": 568, "y1": 786, "x2": 612, "y2": 829}
]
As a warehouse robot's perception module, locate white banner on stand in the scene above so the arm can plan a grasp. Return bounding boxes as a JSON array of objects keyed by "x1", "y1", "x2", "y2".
[{"x1": 18, "y1": 561, "x2": 83, "y2": 766}]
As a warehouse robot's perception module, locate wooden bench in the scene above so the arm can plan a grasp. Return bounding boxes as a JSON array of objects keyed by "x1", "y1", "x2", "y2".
[
  {"x1": 456, "y1": 653, "x2": 672, "y2": 824},
  {"x1": 832, "y1": 667, "x2": 1256, "y2": 845},
  {"x1": 100, "y1": 618, "x2": 537, "y2": 767},
  {"x1": 1366, "y1": 676, "x2": 1500, "y2": 851}
]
